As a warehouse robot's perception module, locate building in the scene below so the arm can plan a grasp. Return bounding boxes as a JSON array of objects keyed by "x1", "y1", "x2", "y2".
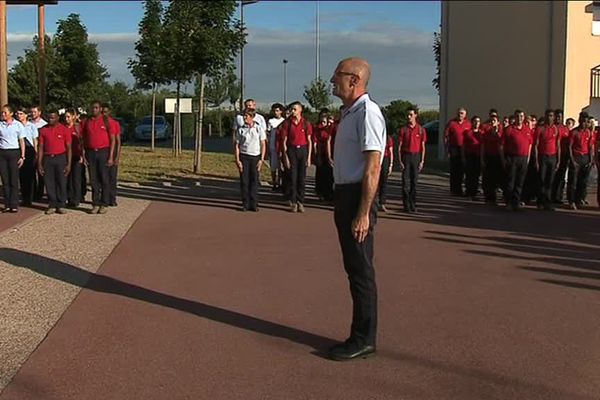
[{"x1": 439, "y1": 0, "x2": 600, "y2": 157}]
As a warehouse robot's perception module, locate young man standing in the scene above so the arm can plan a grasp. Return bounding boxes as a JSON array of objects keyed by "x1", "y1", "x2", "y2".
[
  {"x1": 15, "y1": 107, "x2": 38, "y2": 206},
  {"x1": 234, "y1": 109, "x2": 266, "y2": 212},
  {"x1": 102, "y1": 104, "x2": 122, "y2": 207},
  {"x1": 398, "y1": 107, "x2": 426, "y2": 212},
  {"x1": 444, "y1": 107, "x2": 471, "y2": 196},
  {"x1": 567, "y1": 113, "x2": 593, "y2": 210},
  {"x1": 266, "y1": 103, "x2": 285, "y2": 191},
  {"x1": 501, "y1": 110, "x2": 532, "y2": 211},
  {"x1": 535, "y1": 109, "x2": 561, "y2": 211},
  {"x1": 31, "y1": 105, "x2": 47, "y2": 201},
  {"x1": 37, "y1": 110, "x2": 72, "y2": 215},
  {"x1": 480, "y1": 114, "x2": 504, "y2": 205},
  {"x1": 282, "y1": 101, "x2": 312, "y2": 213},
  {"x1": 551, "y1": 109, "x2": 570, "y2": 204}
]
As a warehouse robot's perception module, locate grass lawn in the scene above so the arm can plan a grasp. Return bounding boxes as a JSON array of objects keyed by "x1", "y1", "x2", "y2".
[{"x1": 119, "y1": 145, "x2": 238, "y2": 184}]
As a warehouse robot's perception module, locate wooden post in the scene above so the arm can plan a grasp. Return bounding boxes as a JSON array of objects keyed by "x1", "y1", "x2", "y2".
[
  {"x1": 193, "y1": 74, "x2": 205, "y2": 174},
  {"x1": 0, "y1": 0, "x2": 7, "y2": 106},
  {"x1": 151, "y1": 83, "x2": 156, "y2": 152},
  {"x1": 38, "y1": 2, "x2": 46, "y2": 109}
]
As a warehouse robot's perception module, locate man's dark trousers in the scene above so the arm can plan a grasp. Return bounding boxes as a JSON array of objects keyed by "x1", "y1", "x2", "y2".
[
  {"x1": 240, "y1": 153, "x2": 259, "y2": 209},
  {"x1": 85, "y1": 148, "x2": 110, "y2": 207},
  {"x1": 465, "y1": 153, "x2": 481, "y2": 198},
  {"x1": 567, "y1": 154, "x2": 591, "y2": 205},
  {"x1": 482, "y1": 155, "x2": 504, "y2": 203},
  {"x1": 402, "y1": 153, "x2": 420, "y2": 210},
  {"x1": 68, "y1": 159, "x2": 83, "y2": 206},
  {"x1": 551, "y1": 152, "x2": 569, "y2": 203},
  {"x1": 448, "y1": 145, "x2": 464, "y2": 195},
  {"x1": 19, "y1": 145, "x2": 37, "y2": 205},
  {"x1": 377, "y1": 155, "x2": 391, "y2": 206},
  {"x1": 0, "y1": 149, "x2": 21, "y2": 209},
  {"x1": 505, "y1": 155, "x2": 528, "y2": 208},
  {"x1": 334, "y1": 183, "x2": 377, "y2": 347},
  {"x1": 43, "y1": 154, "x2": 67, "y2": 209},
  {"x1": 287, "y1": 145, "x2": 307, "y2": 204},
  {"x1": 537, "y1": 154, "x2": 557, "y2": 207},
  {"x1": 108, "y1": 164, "x2": 118, "y2": 205}
]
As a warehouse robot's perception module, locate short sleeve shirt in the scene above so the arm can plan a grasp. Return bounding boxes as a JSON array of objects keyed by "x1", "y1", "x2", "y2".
[
  {"x1": 503, "y1": 125, "x2": 532, "y2": 156},
  {"x1": 236, "y1": 123, "x2": 266, "y2": 156},
  {"x1": 535, "y1": 125, "x2": 560, "y2": 156},
  {"x1": 445, "y1": 119, "x2": 471, "y2": 147},
  {"x1": 399, "y1": 123, "x2": 426, "y2": 154},
  {"x1": 267, "y1": 117, "x2": 284, "y2": 152},
  {"x1": 233, "y1": 113, "x2": 266, "y2": 132},
  {"x1": 570, "y1": 128, "x2": 592, "y2": 156},
  {"x1": 39, "y1": 124, "x2": 72, "y2": 155},
  {"x1": 20, "y1": 121, "x2": 39, "y2": 147},
  {"x1": 333, "y1": 94, "x2": 387, "y2": 185},
  {"x1": 0, "y1": 120, "x2": 26, "y2": 149}
]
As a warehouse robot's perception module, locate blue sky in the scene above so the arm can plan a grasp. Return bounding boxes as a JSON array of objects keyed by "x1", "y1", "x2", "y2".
[{"x1": 7, "y1": 1, "x2": 441, "y2": 109}]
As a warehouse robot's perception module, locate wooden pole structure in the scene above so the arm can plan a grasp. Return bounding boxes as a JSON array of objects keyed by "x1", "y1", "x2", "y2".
[
  {"x1": 0, "y1": 0, "x2": 7, "y2": 106},
  {"x1": 38, "y1": 1, "x2": 46, "y2": 109}
]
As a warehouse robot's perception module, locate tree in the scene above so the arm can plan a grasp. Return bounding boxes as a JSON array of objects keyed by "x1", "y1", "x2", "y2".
[
  {"x1": 382, "y1": 99, "x2": 418, "y2": 135},
  {"x1": 303, "y1": 78, "x2": 331, "y2": 111},
  {"x1": 432, "y1": 29, "x2": 441, "y2": 94},
  {"x1": 201, "y1": 68, "x2": 238, "y2": 135},
  {"x1": 128, "y1": 0, "x2": 166, "y2": 150}
]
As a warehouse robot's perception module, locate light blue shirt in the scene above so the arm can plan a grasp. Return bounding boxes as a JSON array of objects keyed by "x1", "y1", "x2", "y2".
[
  {"x1": 0, "y1": 120, "x2": 26, "y2": 150},
  {"x1": 20, "y1": 121, "x2": 38, "y2": 147}
]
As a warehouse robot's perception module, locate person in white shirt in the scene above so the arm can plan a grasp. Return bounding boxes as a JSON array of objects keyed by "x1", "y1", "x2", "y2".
[
  {"x1": 267, "y1": 103, "x2": 285, "y2": 191},
  {"x1": 31, "y1": 105, "x2": 47, "y2": 200},
  {"x1": 328, "y1": 57, "x2": 386, "y2": 362},
  {"x1": 234, "y1": 109, "x2": 266, "y2": 212},
  {"x1": 15, "y1": 107, "x2": 38, "y2": 206},
  {"x1": 231, "y1": 98, "x2": 266, "y2": 142}
]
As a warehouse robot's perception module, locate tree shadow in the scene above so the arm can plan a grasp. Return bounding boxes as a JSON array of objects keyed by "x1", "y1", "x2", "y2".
[{"x1": 0, "y1": 247, "x2": 335, "y2": 357}]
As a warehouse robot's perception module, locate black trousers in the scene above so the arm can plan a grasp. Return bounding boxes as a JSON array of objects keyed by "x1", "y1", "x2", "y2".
[
  {"x1": 482, "y1": 155, "x2": 504, "y2": 203},
  {"x1": 108, "y1": 164, "x2": 118, "y2": 205},
  {"x1": 0, "y1": 149, "x2": 21, "y2": 209},
  {"x1": 505, "y1": 155, "x2": 528, "y2": 207},
  {"x1": 567, "y1": 154, "x2": 591, "y2": 205},
  {"x1": 34, "y1": 169, "x2": 45, "y2": 201},
  {"x1": 287, "y1": 145, "x2": 307, "y2": 204},
  {"x1": 85, "y1": 148, "x2": 110, "y2": 207},
  {"x1": 334, "y1": 183, "x2": 377, "y2": 347},
  {"x1": 239, "y1": 153, "x2": 259, "y2": 209},
  {"x1": 551, "y1": 151, "x2": 569, "y2": 203},
  {"x1": 43, "y1": 154, "x2": 67, "y2": 208},
  {"x1": 537, "y1": 154, "x2": 557, "y2": 207},
  {"x1": 521, "y1": 158, "x2": 540, "y2": 203},
  {"x1": 465, "y1": 153, "x2": 481, "y2": 197},
  {"x1": 281, "y1": 165, "x2": 291, "y2": 200},
  {"x1": 68, "y1": 158, "x2": 84, "y2": 206},
  {"x1": 377, "y1": 156, "x2": 391, "y2": 205},
  {"x1": 449, "y1": 145, "x2": 464, "y2": 195},
  {"x1": 401, "y1": 153, "x2": 420, "y2": 209},
  {"x1": 19, "y1": 146, "x2": 37, "y2": 205},
  {"x1": 315, "y1": 153, "x2": 334, "y2": 201}
]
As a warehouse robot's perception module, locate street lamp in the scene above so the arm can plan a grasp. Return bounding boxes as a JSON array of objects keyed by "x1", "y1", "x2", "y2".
[
  {"x1": 283, "y1": 59, "x2": 288, "y2": 106},
  {"x1": 239, "y1": 0, "x2": 258, "y2": 112}
]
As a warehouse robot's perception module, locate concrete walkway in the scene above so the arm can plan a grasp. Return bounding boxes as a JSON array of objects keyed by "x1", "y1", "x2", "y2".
[{"x1": 0, "y1": 175, "x2": 599, "y2": 399}]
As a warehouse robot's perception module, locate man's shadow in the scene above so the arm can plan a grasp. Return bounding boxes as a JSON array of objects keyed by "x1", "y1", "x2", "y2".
[{"x1": 0, "y1": 248, "x2": 335, "y2": 358}]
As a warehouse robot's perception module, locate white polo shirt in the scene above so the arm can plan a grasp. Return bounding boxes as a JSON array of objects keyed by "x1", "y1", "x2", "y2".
[
  {"x1": 236, "y1": 123, "x2": 266, "y2": 157},
  {"x1": 233, "y1": 113, "x2": 266, "y2": 132},
  {"x1": 333, "y1": 93, "x2": 386, "y2": 185}
]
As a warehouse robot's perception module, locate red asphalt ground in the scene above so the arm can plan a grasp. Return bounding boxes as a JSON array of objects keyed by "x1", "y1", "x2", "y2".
[{"x1": 1, "y1": 176, "x2": 599, "y2": 400}]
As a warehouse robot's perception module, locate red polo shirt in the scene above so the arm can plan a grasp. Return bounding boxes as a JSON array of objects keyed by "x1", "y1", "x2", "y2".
[
  {"x1": 570, "y1": 128, "x2": 592, "y2": 155},
  {"x1": 399, "y1": 123, "x2": 426, "y2": 154},
  {"x1": 82, "y1": 116, "x2": 116, "y2": 150},
  {"x1": 557, "y1": 124, "x2": 570, "y2": 151},
  {"x1": 384, "y1": 135, "x2": 393, "y2": 158},
  {"x1": 39, "y1": 124, "x2": 71, "y2": 155},
  {"x1": 463, "y1": 129, "x2": 482, "y2": 155},
  {"x1": 283, "y1": 117, "x2": 312, "y2": 147},
  {"x1": 65, "y1": 124, "x2": 82, "y2": 158},
  {"x1": 313, "y1": 122, "x2": 331, "y2": 155},
  {"x1": 503, "y1": 124, "x2": 532, "y2": 157},
  {"x1": 107, "y1": 117, "x2": 121, "y2": 137},
  {"x1": 444, "y1": 119, "x2": 471, "y2": 147},
  {"x1": 535, "y1": 125, "x2": 559, "y2": 156},
  {"x1": 481, "y1": 125, "x2": 503, "y2": 156}
]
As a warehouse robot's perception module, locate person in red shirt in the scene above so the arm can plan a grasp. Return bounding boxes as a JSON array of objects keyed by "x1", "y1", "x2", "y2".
[
  {"x1": 595, "y1": 124, "x2": 600, "y2": 208},
  {"x1": 64, "y1": 109, "x2": 84, "y2": 208},
  {"x1": 500, "y1": 109, "x2": 532, "y2": 211},
  {"x1": 102, "y1": 104, "x2": 122, "y2": 207},
  {"x1": 81, "y1": 100, "x2": 117, "y2": 214},
  {"x1": 444, "y1": 107, "x2": 471, "y2": 196},
  {"x1": 567, "y1": 113, "x2": 593, "y2": 209},
  {"x1": 550, "y1": 110, "x2": 571, "y2": 204},
  {"x1": 480, "y1": 114, "x2": 504, "y2": 205},
  {"x1": 377, "y1": 133, "x2": 394, "y2": 212},
  {"x1": 281, "y1": 101, "x2": 312, "y2": 213},
  {"x1": 37, "y1": 110, "x2": 72, "y2": 214},
  {"x1": 534, "y1": 109, "x2": 561, "y2": 211},
  {"x1": 521, "y1": 114, "x2": 540, "y2": 204},
  {"x1": 463, "y1": 115, "x2": 483, "y2": 200},
  {"x1": 398, "y1": 107, "x2": 426, "y2": 212},
  {"x1": 313, "y1": 108, "x2": 334, "y2": 202}
]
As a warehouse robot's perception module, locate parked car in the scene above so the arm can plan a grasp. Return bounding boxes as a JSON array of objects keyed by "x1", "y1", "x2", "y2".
[
  {"x1": 422, "y1": 120, "x2": 439, "y2": 145},
  {"x1": 134, "y1": 115, "x2": 172, "y2": 141}
]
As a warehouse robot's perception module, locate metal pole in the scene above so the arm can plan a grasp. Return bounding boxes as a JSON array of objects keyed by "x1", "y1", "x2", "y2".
[
  {"x1": 239, "y1": 1, "x2": 244, "y2": 112},
  {"x1": 315, "y1": 0, "x2": 320, "y2": 81},
  {"x1": 0, "y1": 0, "x2": 7, "y2": 106},
  {"x1": 38, "y1": 2, "x2": 46, "y2": 109},
  {"x1": 283, "y1": 59, "x2": 288, "y2": 105}
]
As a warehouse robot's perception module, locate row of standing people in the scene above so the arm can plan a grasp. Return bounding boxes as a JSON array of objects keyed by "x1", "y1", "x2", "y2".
[
  {"x1": 444, "y1": 107, "x2": 599, "y2": 211},
  {"x1": 0, "y1": 101, "x2": 122, "y2": 214}
]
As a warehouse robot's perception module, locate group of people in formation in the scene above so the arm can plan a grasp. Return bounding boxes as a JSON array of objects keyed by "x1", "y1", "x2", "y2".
[
  {"x1": 0, "y1": 101, "x2": 122, "y2": 215},
  {"x1": 444, "y1": 107, "x2": 599, "y2": 211},
  {"x1": 232, "y1": 98, "x2": 429, "y2": 214}
]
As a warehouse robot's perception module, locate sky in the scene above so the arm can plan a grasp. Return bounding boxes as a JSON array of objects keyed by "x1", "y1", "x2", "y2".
[{"x1": 6, "y1": 0, "x2": 441, "y2": 109}]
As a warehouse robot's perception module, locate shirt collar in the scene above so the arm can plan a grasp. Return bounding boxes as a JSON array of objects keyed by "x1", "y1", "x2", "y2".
[{"x1": 341, "y1": 93, "x2": 370, "y2": 118}]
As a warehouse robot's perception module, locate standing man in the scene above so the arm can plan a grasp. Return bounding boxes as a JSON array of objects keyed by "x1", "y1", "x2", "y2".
[
  {"x1": 0, "y1": 105, "x2": 26, "y2": 213},
  {"x1": 81, "y1": 101, "x2": 116, "y2": 214},
  {"x1": 535, "y1": 109, "x2": 561, "y2": 211},
  {"x1": 15, "y1": 107, "x2": 38, "y2": 206},
  {"x1": 551, "y1": 109, "x2": 570, "y2": 204},
  {"x1": 480, "y1": 114, "x2": 504, "y2": 205},
  {"x1": 267, "y1": 103, "x2": 285, "y2": 191},
  {"x1": 567, "y1": 113, "x2": 593, "y2": 210},
  {"x1": 37, "y1": 110, "x2": 72, "y2": 215},
  {"x1": 500, "y1": 110, "x2": 532, "y2": 211},
  {"x1": 444, "y1": 107, "x2": 471, "y2": 196},
  {"x1": 329, "y1": 57, "x2": 386, "y2": 361},
  {"x1": 231, "y1": 98, "x2": 266, "y2": 141},
  {"x1": 31, "y1": 105, "x2": 47, "y2": 202},
  {"x1": 376, "y1": 132, "x2": 393, "y2": 212},
  {"x1": 102, "y1": 104, "x2": 122, "y2": 206},
  {"x1": 398, "y1": 107, "x2": 426, "y2": 212},
  {"x1": 282, "y1": 101, "x2": 312, "y2": 213},
  {"x1": 234, "y1": 109, "x2": 266, "y2": 211}
]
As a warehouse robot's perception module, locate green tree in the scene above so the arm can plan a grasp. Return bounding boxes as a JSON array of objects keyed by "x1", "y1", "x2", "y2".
[
  {"x1": 419, "y1": 110, "x2": 439, "y2": 125},
  {"x1": 303, "y1": 78, "x2": 331, "y2": 111},
  {"x1": 128, "y1": 0, "x2": 166, "y2": 150},
  {"x1": 201, "y1": 68, "x2": 238, "y2": 135},
  {"x1": 432, "y1": 29, "x2": 440, "y2": 94},
  {"x1": 382, "y1": 99, "x2": 418, "y2": 135}
]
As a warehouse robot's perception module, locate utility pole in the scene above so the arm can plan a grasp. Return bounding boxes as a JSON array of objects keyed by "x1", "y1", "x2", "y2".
[
  {"x1": 0, "y1": 0, "x2": 7, "y2": 106},
  {"x1": 38, "y1": 1, "x2": 46, "y2": 109},
  {"x1": 283, "y1": 59, "x2": 288, "y2": 105},
  {"x1": 315, "y1": 0, "x2": 320, "y2": 81}
]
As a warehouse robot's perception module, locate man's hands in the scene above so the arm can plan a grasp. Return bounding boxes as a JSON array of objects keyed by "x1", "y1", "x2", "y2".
[
  {"x1": 38, "y1": 165, "x2": 44, "y2": 176},
  {"x1": 64, "y1": 166, "x2": 71, "y2": 177},
  {"x1": 352, "y1": 213, "x2": 370, "y2": 243},
  {"x1": 236, "y1": 160, "x2": 243, "y2": 173},
  {"x1": 419, "y1": 161, "x2": 424, "y2": 172},
  {"x1": 17, "y1": 157, "x2": 24, "y2": 168},
  {"x1": 107, "y1": 158, "x2": 114, "y2": 167},
  {"x1": 257, "y1": 159, "x2": 263, "y2": 171}
]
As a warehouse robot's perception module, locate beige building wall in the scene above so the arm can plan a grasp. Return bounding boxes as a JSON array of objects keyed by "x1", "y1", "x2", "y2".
[{"x1": 564, "y1": 1, "x2": 600, "y2": 119}]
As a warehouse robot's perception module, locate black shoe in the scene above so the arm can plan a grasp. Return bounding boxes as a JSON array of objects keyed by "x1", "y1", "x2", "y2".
[
  {"x1": 328, "y1": 341, "x2": 376, "y2": 362},
  {"x1": 250, "y1": 206, "x2": 259, "y2": 212},
  {"x1": 109, "y1": 202, "x2": 118, "y2": 207},
  {"x1": 409, "y1": 203, "x2": 417, "y2": 212},
  {"x1": 241, "y1": 206, "x2": 248, "y2": 212}
]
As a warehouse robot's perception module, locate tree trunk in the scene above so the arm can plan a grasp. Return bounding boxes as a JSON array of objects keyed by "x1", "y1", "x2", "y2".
[
  {"x1": 173, "y1": 81, "x2": 181, "y2": 157},
  {"x1": 218, "y1": 109, "x2": 222, "y2": 136},
  {"x1": 194, "y1": 74, "x2": 205, "y2": 174},
  {"x1": 151, "y1": 82, "x2": 156, "y2": 152}
]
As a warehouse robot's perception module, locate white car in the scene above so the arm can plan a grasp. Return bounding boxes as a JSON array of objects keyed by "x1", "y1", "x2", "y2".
[{"x1": 134, "y1": 116, "x2": 172, "y2": 141}]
